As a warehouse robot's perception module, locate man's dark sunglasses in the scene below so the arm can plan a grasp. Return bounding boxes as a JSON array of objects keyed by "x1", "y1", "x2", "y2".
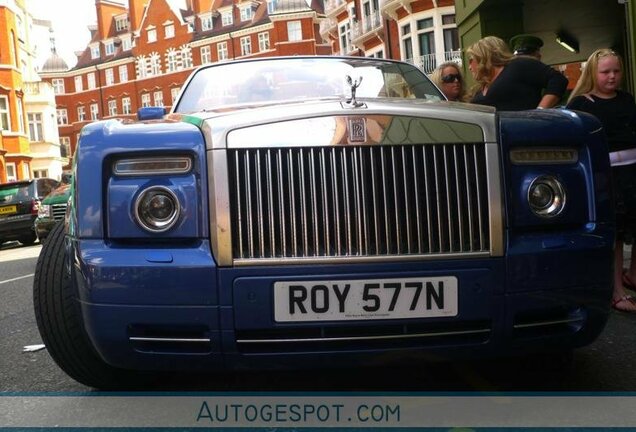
[{"x1": 441, "y1": 73, "x2": 461, "y2": 83}]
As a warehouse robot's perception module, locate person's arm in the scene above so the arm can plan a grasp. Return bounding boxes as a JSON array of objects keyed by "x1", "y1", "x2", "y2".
[{"x1": 538, "y1": 94, "x2": 561, "y2": 109}]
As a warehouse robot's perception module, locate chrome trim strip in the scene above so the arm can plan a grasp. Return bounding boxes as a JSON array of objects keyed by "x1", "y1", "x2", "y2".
[
  {"x1": 113, "y1": 157, "x2": 192, "y2": 176},
  {"x1": 453, "y1": 145, "x2": 464, "y2": 252},
  {"x1": 464, "y1": 145, "x2": 474, "y2": 251},
  {"x1": 129, "y1": 337, "x2": 211, "y2": 343},
  {"x1": 513, "y1": 317, "x2": 584, "y2": 329},
  {"x1": 237, "y1": 328, "x2": 491, "y2": 344},
  {"x1": 207, "y1": 147, "x2": 233, "y2": 266},
  {"x1": 233, "y1": 251, "x2": 491, "y2": 266},
  {"x1": 485, "y1": 141, "x2": 504, "y2": 256}
]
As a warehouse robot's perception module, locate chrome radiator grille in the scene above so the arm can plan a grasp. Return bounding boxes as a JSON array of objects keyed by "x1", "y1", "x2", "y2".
[
  {"x1": 228, "y1": 143, "x2": 490, "y2": 261},
  {"x1": 51, "y1": 203, "x2": 67, "y2": 221}
]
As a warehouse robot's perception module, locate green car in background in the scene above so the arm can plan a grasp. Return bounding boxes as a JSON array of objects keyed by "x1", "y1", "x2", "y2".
[{"x1": 35, "y1": 181, "x2": 71, "y2": 241}]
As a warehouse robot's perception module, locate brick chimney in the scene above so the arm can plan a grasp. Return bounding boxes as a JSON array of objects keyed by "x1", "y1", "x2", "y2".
[{"x1": 128, "y1": 0, "x2": 148, "y2": 32}]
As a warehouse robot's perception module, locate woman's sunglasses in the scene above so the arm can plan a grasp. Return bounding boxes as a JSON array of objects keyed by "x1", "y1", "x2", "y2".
[{"x1": 441, "y1": 74, "x2": 461, "y2": 83}]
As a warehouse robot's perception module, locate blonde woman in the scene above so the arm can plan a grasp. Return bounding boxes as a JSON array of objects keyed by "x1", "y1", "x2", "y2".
[
  {"x1": 567, "y1": 49, "x2": 636, "y2": 313},
  {"x1": 430, "y1": 62, "x2": 466, "y2": 102},
  {"x1": 466, "y1": 35, "x2": 567, "y2": 110}
]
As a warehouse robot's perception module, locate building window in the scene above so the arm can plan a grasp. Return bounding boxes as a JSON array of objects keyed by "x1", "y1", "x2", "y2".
[
  {"x1": 122, "y1": 36, "x2": 132, "y2": 51},
  {"x1": 442, "y1": 14, "x2": 459, "y2": 53},
  {"x1": 267, "y1": 0, "x2": 277, "y2": 14},
  {"x1": 52, "y1": 78, "x2": 65, "y2": 94},
  {"x1": 122, "y1": 97, "x2": 131, "y2": 114},
  {"x1": 258, "y1": 32, "x2": 270, "y2": 51},
  {"x1": 60, "y1": 137, "x2": 70, "y2": 158},
  {"x1": 240, "y1": 36, "x2": 252, "y2": 56},
  {"x1": 0, "y1": 95, "x2": 10, "y2": 131},
  {"x1": 147, "y1": 28, "x2": 157, "y2": 43},
  {"x1": 166, "y1": 49, "x2": 178, "y2": 72},
  {"x1": 154, "y1": 91, "x2": 164, "y2": 106},
  {"x1": 22, "y1": 163, "x2": 30, "y2": 180},
  {"x1": 150, "y1": 53, "x2": 162, "y2": 75},
  {"x1": 105, "y1": 41, "x2": 115, "y2": 55},
  {"x1": 200, "y1": 46, "x2": 211, "y2": 64},
  {"x1": 56, "y1": 108, "x2": 68, "y2": 125},
  {"x1": 164, "y1": 23, "x2": 175, "y2": 38},
  {"x1": 108, "y1": 100, "x2": 117, "y2": 116},
  {"x1": 33, "y1": 169, "x2": 48, "y2": 178},
  {"x1": 16, "y1": 97, "x2": 24, "y2": 133},
  {"x1": 287, "y1": 20, "x2": 302, "y2": 42},
  {"x1": 338, "y1": 22, "x2": 351, "y2": 54},
  {"x1": 141, "y1": 93, "x2": 151, "y2": 107},
  {"x1": 240, "y1": 7, "x2": 253, "y2": 21},
  {"x1": 171, "y1": 87, "x2": 180, "y2": 103},
  {"x1": 186, "y1": 18, "x2": 195, "y2": 32},
  {"x1": 90, "y1": 44, "x2": 100, "y2": 59},
  {"x1": 77, "y1": 106, "x2": 85, "y2": 122},
  {"x1": 401, "y1": 23, "x2": 413, "y2": 62},
  {"x1": 181, "y1": 45, "x2": 193, "y2": 68},
  {"x1": 75, "y1": 76, "x2": 83, "y2": 92},
  {"x1": 87, "y1": 72, "x2": 96, "y2": 89},
  {"x1": 136, "y1": 56, "x2": 147, "y2": 79},
  {"x1": 119, "y1": 65, "x2": 128, "y2": 82},
  {"x1": 90, "y1": 103, "x2": 99, "y2": 120},
  {"x1": 217, "y1": 42, "x2": 228, "y2": 61},
  {"x1": 27, "y1": 113, "x2": 43, "y2": 141},
  {"x1": 105, "y1": 68, "x2": 114, "y2": 85},
  {"x1": 6, "y1": 163, "x2": 16, "y2": 182},
  {"x1": 115, "y1": 16, "x2": 128, "y2": 31},
  {"x1": 200, "y1": 13, "x2": 213, "y2": 31},
  {"x1": 222, "y1": 11, "x2": 233, "y2": 26}
]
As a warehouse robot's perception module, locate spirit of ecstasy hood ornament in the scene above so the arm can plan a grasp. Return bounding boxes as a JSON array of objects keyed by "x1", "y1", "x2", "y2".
[{"x1": 345, "y1": 75, "x2": 364, "y2": 108}]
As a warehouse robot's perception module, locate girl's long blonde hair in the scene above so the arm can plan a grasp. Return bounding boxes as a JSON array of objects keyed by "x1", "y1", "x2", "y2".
[
  {"x1": 430, "y1": 61, "x2": 467, "y2": 101},
  {"x1": 567, "y1": 48, "x2": 623, "y2": 103},
  {"x1": 466, "y1": 36, "x2": 514, "y2": 87}
]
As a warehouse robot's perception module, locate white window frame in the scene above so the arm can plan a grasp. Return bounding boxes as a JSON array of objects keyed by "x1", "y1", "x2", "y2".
[
  {"x1": 122, "y1": 97, "x2": 131, "y2": 114},
  {"x1": 115, "y1": 16, "x2": 128, "y2": 32},
  {"x1": 136, "y1": 56, "x2": 147, "y2": 79},
  {"x1": 108, "y1": 100, "x2": 117, "y2": 116},
  {"x1": 6, "y1": 163, "x2": 16, "y2": 182},
  {"x1": 181, "y1": 45, "x2": 193, "y2": 68},
  {"x1": 0, "y1": 95, "x2": 10, "y2": 131},
  {"x1": 171, "y1": 87, "x2": 180, "y2": 103},
  {"x1": 87, "y1": 72, "x2": 96, "y2": 89},
  {"x1": 164, "y1": 23, "x2": 175, "y2": 38},
  {"x1": 200, "y1": 13, "x2": 213, "y2": 31},
  {"x1": 200, "y1": 46, "x2": 211, "y2": 64},
  {"x1": 105, "y1": 68, "x2": 115, "y2": 86},
  {"x1": 119, "y1": 65, "x2": 128, "y2": 82},
  {"x1": 149, "y1": 53, "x2": 161, "y2": 76},
  {"x1": 287, "y1": 20, "x2": 302, "y2": 42},
  {"x1": 240, "y1": 6, "x2": 253, "y2": 21},
  {"x1": 27, "y1": 112, "x2": 43, "y2": 142},
  {"x1": 33, "y1": 169, "x2": 48, "y2": 179},
  {"x1": 77, "y1": 106, "x2": 85, "y2": 122},
  {"x1": 90, "y1": 44, "x2": 100, "y2": 59},
  {"x1": 222, "y1": 11, "x2": 233, "y2": 26},
  {"x1": 74, "y1": 76, "x2": 83, "y2": 92},
  {"x1": 153, "y1": 90, "x2": 164, "y2": 107},
  {"x1": 52, "y1": 78, "x2": 65, "y2": 94},
  {"x1": 267, "y1": 0, "x2": 277, "y2": 14},
  {"x1": 60, "y1": 137, "x2": 70, "y2": 157},
  {"x1": 240, "y1": 36, "x2": 252, "y2": 56},
  {"x1": 22, "y1": 163, "x2": 30, "y2": 180},
  {"x1": 16, "y1": 97, "x2": 24, "y2": 133},
  {"x1": 147, "y1": 27, "x2": 157, "y2": 43},
  {"x1": 258, "y1": 32, "x2": 270, "y2": 51},
  {"x1": 122, "y1": 36, "x2": 132, "y2": 51},
  {"x1": 90, "y1": 103, "x2": 99, "y2": 120},
  {"x1": 56, "y1": 108, "x2": 68, "y2": 125},
  {"x1": 104, "y1": 40, "x2": 115, "y2": 55},
  {"x1": 217, "y1": 42, "x2": 228, "y2": 61},
  {"x1": 141, "y1": 93, "x2": 151, "y2": 107},
  {"x1": 166, "y1": 49, "x2": 178, "y2": 72}
]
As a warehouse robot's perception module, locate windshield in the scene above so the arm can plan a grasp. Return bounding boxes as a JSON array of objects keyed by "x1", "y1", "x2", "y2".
[
  {"x1": 174, "y1": 57, "x2": 444, "y2": 113},
  {"x1": 0, "y1": 183, "x2": 31, "y2": 205}
]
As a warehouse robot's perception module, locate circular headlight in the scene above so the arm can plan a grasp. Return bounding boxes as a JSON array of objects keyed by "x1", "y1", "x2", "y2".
[
  {"x1": 527, "y1": 175, "x2": 566, "y2": 217},
  {"x1": 134, "y1": 186, "x2": 180, "y2": 232}
]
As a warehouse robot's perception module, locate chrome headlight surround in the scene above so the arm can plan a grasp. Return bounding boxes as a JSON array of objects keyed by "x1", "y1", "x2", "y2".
[
  {"x1": 527, "y1": 175, "x2": 566, "y2": 218},
  {"x1": 133, "y1": 186, "x2": 181, "y2": 233}
]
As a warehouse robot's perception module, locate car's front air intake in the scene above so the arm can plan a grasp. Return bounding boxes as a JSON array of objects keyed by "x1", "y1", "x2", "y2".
[{"x1": 228, "y1": 143, "x2": 490, "y2": 262}]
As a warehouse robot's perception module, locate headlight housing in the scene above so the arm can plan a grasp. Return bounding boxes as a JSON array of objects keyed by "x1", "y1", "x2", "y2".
[
  {"x1": 134, "y1": 186, "x2": 181, "y2": 233},
  {"x1": 527, "y1": 175, "x2": 566, "y2": 218},
  {"x1": 38, "y1": 204, "x2": 51, "y2": 218}
]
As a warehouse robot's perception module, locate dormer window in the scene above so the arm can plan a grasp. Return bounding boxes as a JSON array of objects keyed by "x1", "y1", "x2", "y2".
[
  {"x1": 164, "y1": 22, "x2": 175, "y2": 38},
  {"x1": 267, "y1": 0, "x2": 277, "y2": 14},
  {"x1": 115, "y1": 15, "x2": 128, "y2": 32},
  {"x1": 90, "y1": 43, "x2": 100, "y2": 59},
  {"x1": 147, "y1": 26, "x2": 157, "y2": 43},
  {"x1": 200, "y1": 13, "x2": 213, "y2": 31},
  {"x1": 240, "y1": 6, "x2": 253, "y2": 21},
  {"x1": 121, "y1": 35, "x2": 132, "y2": 51},
  {"x1": 221, "y1": 10, "x2": 233, "y2": 26},
  {"x1": 104, "y1": 40, "x2": 115, "y2": 55},
  {"x1": 186, "y1": 16, "x2": 195, "y2": 32}
]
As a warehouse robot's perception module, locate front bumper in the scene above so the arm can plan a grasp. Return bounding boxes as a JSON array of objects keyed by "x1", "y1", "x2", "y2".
[
  {"x1": 0, "y1": 214, "x2": 37, "y2": 241},
  {"x1": 72, "y1": 230, "x2": 613, "y2": 371}
]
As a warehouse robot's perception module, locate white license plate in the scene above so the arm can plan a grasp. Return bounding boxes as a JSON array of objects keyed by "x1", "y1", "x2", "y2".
[{"x1": 274, "y1": 277, "x2": 458, "y2": 322}]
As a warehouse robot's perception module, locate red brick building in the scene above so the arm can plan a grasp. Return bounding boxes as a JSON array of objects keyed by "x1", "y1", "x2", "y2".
[{"x1": 38, "y1": 0, "x2": 329, "y2": 167}]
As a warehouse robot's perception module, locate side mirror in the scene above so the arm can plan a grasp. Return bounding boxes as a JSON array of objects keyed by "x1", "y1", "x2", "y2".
[{"x1": 137, "y1": 107, "x2": 166, "y2": 121}]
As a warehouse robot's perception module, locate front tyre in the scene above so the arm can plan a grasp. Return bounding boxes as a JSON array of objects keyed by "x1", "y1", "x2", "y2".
[{"x1": 33, "y1": 222, "x2": 150, "y2": 389}]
